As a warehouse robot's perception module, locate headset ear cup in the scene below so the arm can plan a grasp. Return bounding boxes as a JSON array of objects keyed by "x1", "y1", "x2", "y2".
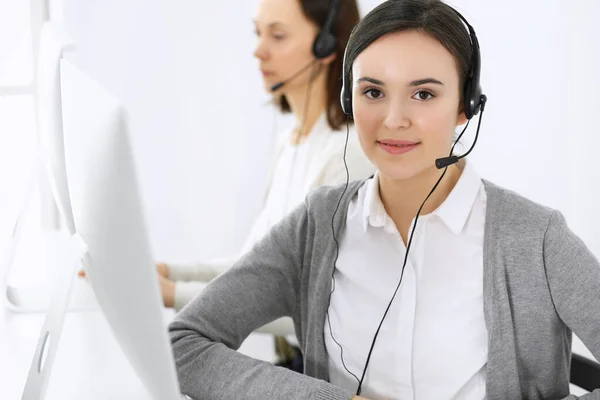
[
  {"x1": 340, "y1": 84, "x2": 352, "y2": 117},
  {"x1": 344, "y1": 96, "x2": 352, "y2": 118},
  {"x1": 463, "y1": 79, "x2": 474, "y2": 120},
  {"x1": 313, "y1": 32, "x2": 337, "y2": 59}
]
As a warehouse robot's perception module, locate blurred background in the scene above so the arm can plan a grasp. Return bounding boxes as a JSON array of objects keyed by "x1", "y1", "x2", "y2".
[
  {"x1": 0, "y1": 0, "x2": 599, "y2": 398},
  {"x1": 2, "y1": 0, "x2": 599, "y2": 286}
]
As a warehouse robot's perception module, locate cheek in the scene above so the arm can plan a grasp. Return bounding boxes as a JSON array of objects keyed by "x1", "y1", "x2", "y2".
[
  {"x1": 278, "y1": 37, "x2": 313, "y2": 63},
  {"x1": 412, "y1": 107, "x2": 457, "y2": 149},
  {"x1": 354, "y1": 102, "x2": 382, "y2": 150}
]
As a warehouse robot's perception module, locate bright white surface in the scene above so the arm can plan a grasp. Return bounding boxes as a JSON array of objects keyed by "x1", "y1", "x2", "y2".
[
  {"x1": 60, "y1": 59, "x2": 181, "y2": 399},
  {"x1": 61, "y1": 0, "x2": 276, "y2": 264},
  {"x1": 0, "y1": 232, "x2": 275, "y2": 399},
  {"x1": 0, "y1": 296, "x2": 276, "y2": 400},
  {"x1": 37, "y1": 21, "x2": 75, "y2": 235}
]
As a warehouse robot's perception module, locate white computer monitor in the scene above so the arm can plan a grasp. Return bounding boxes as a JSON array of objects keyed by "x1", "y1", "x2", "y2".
[
  {"x1": 37, "y1": 21, "x2": 76, "y2": 235},
  {"x1": 59, "y1": 59, "x2": 184, "y2": 400},
  {"x1": 3, "y1": 21, "x2": 77, "y2": 312}
]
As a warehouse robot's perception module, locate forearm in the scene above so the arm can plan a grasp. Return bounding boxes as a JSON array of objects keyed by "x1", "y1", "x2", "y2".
[
  {"x1": 173, "y1": 280, "x2": 209, "y2": 311},
  {"x1": 170, "y1": 327, "x2": 352, "y2": 400},
  {"x1": 167, "y1": 256, "x2": 237, "y2": 282}
]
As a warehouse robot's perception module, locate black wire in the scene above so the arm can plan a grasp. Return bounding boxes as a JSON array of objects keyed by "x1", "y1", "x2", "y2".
[
  {"x1": 355, "y1": 165, "x2": 449, "y2": 395},
  {"x1": 325, "y1": 119, "x2": 456, "y2": 394},
  {"x1": 326, "y1": 104, "x2": 485, "y2": 397},
  {"x1": 457, "y1": 110, "x2": 483, "y2": 161},
  {"x1": 453, "y1": 120, "x2": 471, "y2": 156},
  {"x1": 355, "y1": 113, "x2": 482, "y2": 396},
  {"x1": 325, "y1": 120, "x2": 361, "y2": 384}
]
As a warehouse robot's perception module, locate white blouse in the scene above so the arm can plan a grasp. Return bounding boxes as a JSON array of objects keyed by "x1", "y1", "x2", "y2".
[{"x1": 326, "y1": 161, "x2": 488, "y2": 400}]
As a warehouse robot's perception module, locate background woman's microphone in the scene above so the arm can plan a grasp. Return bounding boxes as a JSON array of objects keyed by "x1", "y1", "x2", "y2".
[{"x1": 270, "y1": 59, "x2": 318, "y2": 92}]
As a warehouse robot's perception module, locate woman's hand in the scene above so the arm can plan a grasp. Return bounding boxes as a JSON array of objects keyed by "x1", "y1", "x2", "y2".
[
  {"x1": 156, "y1": 262, "x2": 169, "y2": 278},
  {"x1": 158, "y1": 273, "x2": 176, "y2": 308},
  {"x1": 78, "y1": 262, "x2": 169, "y2": 279},
  {"x1": 77, "y1": 263, "x2": 176, "y2": 308}
]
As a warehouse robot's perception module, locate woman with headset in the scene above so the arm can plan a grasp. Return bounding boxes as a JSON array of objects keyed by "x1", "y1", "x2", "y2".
[
  {"x1": 79, "y1": 0, "x2": 369, "y2": 372},
  {"x1": 168, "y1": 0, "x2": 600, "y2": 399},
  {"x1": 157, "y1": 0, "x2": 372, "y2": 372}
]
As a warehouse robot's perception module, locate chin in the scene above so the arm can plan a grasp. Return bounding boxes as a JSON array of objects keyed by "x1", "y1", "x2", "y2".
[{"x1": 376, "y1": 162, "x2": 434, "y2": 182}]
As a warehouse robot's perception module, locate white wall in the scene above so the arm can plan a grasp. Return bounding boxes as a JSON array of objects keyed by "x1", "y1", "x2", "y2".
[
  {"x1": 60, "y1": 0, "x2": 600, "y2": 261},
  {"x1": 566, "y1": 0, "x2": 600, "y2": 258},
  {"x1": 443, "y1": 0, "x2": 572, "y2": 210},
  {"x1": 364, "y1": 0, "x2": 600, "y2": 254},
  {"x1": 447, "y1": 0, "x2": 600, "y2": 256},
  {"x1": 62, "y1": 0, "x2": 278, "y2": 262}
]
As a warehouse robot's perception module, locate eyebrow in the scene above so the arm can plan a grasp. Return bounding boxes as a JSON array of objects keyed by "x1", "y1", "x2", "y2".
[
  {"x1": 252, "y1": 20, "x2": 286, "y2": 29},
  {"x1": 356, "y1": 77, "x2": 444, "y2": 86}
]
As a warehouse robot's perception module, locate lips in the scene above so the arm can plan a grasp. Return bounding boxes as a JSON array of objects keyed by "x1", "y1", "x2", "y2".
[
  {"x1": 377, "y1": 139, "x2": 420, "y2": 155},
  {"x1": 378, "y1": 139, "x2": 419, "y2": 146}
]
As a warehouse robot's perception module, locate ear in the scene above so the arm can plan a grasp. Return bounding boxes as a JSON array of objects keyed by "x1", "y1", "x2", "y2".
[
  {"x1": 320, "y1": 52, "x2": 337, "y2": 66},
  {"x1": 456, "y1": 105, "x2": 468, "y2": 127}
]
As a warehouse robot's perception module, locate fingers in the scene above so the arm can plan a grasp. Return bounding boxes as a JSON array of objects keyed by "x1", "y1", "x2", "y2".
[{"x1": 156, "y1": 262, "x2": 169, "y2": 278}]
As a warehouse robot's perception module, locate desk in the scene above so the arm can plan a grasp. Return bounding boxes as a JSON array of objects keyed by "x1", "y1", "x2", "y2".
[
  {"x1": 0, "y1": 295, "x2": 276, "y2": 399},
  {"x1": 0, "y1": 229, "x2": 278, "y2": 399}
]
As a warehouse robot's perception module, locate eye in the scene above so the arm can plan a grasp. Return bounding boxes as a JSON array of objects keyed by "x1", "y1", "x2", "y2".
[
  {"x1": 363, "y1": 88, "x2": 384, "y2": 100},
  {"x1": 272, "y1": 33, "x2": 286, "y2": 41},
  {"x1": 413, "y1": 90, "x2": 435, "y2": 101}
]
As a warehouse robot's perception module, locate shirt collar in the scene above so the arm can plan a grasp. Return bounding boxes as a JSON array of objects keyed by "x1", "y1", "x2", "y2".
[
  {"x1": 433, "y1": 160, "x2": 482, "y2": 234},
  {"x1": 362, "y1": 160, "x2": 482, "y2": 235},
  {"x1": 362, "y1": 172, "x2": 398, "y2": 234}
]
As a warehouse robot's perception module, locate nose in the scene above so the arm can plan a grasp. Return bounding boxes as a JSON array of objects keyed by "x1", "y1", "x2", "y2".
[
  {"x1": 383, "y1": 98, "x2": 411, "y2": 130},
  {"x1": 253, "y1": 38, "x2": 269, "y2": 61}
]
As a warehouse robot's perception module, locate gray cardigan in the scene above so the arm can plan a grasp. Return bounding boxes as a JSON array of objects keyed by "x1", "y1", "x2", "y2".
[{"x1": 169, "y1": 179, "x2": 600, "y2": 400}]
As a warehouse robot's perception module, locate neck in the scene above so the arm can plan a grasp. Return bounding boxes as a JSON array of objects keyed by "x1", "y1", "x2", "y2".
[
  {"x1": 285, "y1": 66, "x2": 328, "y2": 142},
  {"x1": 379, "y1": 160, "x2": 465, "y2": 241}
]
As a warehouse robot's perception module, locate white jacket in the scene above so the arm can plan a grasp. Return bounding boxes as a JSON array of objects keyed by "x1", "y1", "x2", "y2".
[{"x1": 168, "y1": 113, "x2": 375, "y2": 314}]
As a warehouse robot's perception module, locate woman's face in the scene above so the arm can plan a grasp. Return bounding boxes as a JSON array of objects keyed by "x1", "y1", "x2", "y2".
[
  {"x1": 253, "y1": 0, "x2": 320, "y2": 94},
  {"x1": 352, "y1": 30, "x2": 468, "y2": 182}
]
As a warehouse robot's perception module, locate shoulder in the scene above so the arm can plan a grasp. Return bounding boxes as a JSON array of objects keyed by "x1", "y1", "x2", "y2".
[
  {"x1": 482, "y1": 179, "x2": 560, "y2": 239},
  {"x1": 304, "y1": 179, "x2": 366, "y2": 219}
]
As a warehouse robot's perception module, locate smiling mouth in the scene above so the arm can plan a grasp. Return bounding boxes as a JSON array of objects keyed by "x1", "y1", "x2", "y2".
[
  {"x1": 377, "y1": 140, "x2": 420, "y2": 146},
  {"x1": 377, "y1": 141, "x2": 420, "y2": 155}
]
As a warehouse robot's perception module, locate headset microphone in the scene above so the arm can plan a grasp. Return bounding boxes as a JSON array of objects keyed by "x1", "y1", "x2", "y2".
[
  {"x1": 269, "y1": 59, "x2": 318, "y2": 92},
  {"x1": 435, "y1": 94, "x2": 487, "y2": 169}
]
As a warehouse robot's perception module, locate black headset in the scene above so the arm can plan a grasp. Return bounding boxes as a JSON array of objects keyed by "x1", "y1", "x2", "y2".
[
  {"x1": 313, "y1": 0, "x2": 342, "y2": 59},
  {"x1": 340, "y1": 8, "x2": 485, "y2": 121},
  {"x1": 270, "y1": 0, "x2": 342, "y2": 92}
]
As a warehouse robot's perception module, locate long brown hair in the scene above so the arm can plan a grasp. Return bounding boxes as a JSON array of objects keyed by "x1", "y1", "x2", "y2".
[{"x1": 275, "y1": 0, "x2": 360, "y2": 130}]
